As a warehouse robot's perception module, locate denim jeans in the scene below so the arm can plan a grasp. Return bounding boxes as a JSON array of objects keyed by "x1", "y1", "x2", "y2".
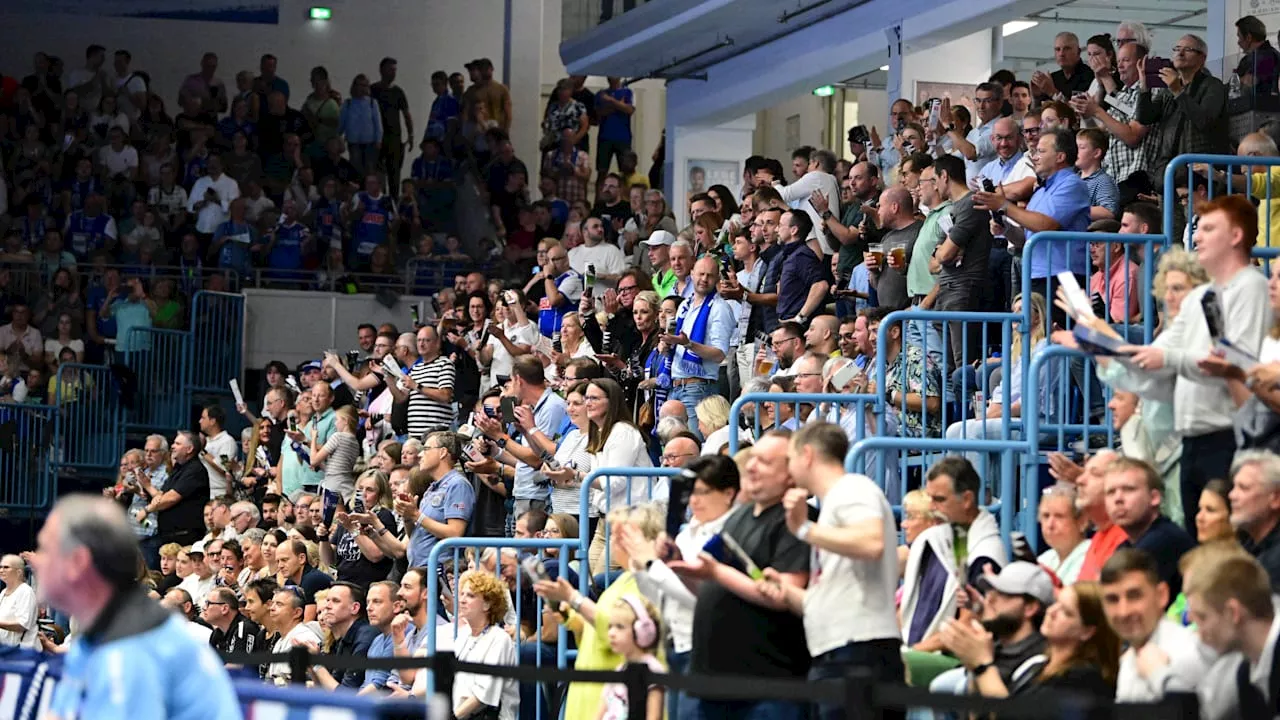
[
  {"x1": 906, "y1": 667, "x2": 967, "y2": 720},
  {"x1": 667, "y1": 650, "x2": 700, "y2": 720},
  {"x1": 670, "y1": 379, "x2": 716, "y2": 436},
  {"x1": 697, "y1": 698, "x2": 808, "y2": 720},
  {"x1": 809, "y1": 639, "x2": 906, "y2": 720},
  {"x1": 518, "y1": 641, "x2": 558, "y2": 720},
  {"x1": 903, "y1": 317, "x2": 944, "y2": 370}
]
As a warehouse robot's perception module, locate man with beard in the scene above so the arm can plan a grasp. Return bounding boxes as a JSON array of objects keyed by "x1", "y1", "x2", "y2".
[
  {"x1": 933, "y1": 562, "x2": 1052, "y2": 698},
  {"x1": 590, "y1": 172, "x2": 629, "y2": 243}
]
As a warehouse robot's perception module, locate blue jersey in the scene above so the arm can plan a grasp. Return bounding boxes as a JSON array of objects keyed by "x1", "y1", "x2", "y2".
[
  {"x1": 64, "y1": 177, "x2": 101, "y2": 215},
  {"x1": 351, "y1": 192, "x2": 394, "y2": 260},
  {"x1": 18, "y1": 215, "x2": 47, "y2": 249},
  {"x1": 538, "y1": 270, "x2": 579, "y2": 337},
  {"x1": 214, "y1": 221, "x2": 255, "y2": 276},
  {"x1": 268, "y1": 221, "x2": 309, "y2": 271},
  {"x1": 312, "y1": 199, "x2": 343, "y2": 252},
  {"x1": 49, "y1": 591, "x2": 240, "y2": 720},
  {"x1": 64, "y1": 212, "x2": 113, "y2": 259}
]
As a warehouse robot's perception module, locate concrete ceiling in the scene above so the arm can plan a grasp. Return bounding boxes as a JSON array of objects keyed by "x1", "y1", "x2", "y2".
[{"x1": 839, "y1": 0, "x2": 1208, "y2": 88}]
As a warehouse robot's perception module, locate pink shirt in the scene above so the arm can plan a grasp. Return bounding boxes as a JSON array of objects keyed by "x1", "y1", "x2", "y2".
[{"x1": 1089, "y1": 255, "x2": 1141, "y2": 323}]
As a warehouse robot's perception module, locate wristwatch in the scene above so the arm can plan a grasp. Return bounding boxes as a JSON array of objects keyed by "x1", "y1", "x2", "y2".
[
  {"x1": 821, "y1": 210, "x2": 833, "y2": 220},
  {"x1": 972, "y1": 662, "x2": 995, "y2": 677},
  {"x1": 795, "y1": 313, "x2": 808, "y2": 325}
]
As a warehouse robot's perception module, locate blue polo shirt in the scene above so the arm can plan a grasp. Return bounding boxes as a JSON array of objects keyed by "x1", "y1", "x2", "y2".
[
  {"x1": 1025, "y1": 168, "x2": 1091, "y2": 279},
  {"x1": 512, "y1": 389, "x2": 568, "y2": 502},
  {"x1": 979, "y1": 151, "x2": 1030, "y2": 184},
  {"x1": 777, "y1": 239, "x2": 827, "y2": 320},
  {"x1": 406, "y1": 470, "x2": 475, "y2": 567}
]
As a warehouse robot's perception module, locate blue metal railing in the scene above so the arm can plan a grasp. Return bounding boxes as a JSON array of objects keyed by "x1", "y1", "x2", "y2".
[
  {"x1": 425, "y1": 536, "x2": 579, "y2": 716},
  {"x1": 186, "y1": 291, "x2": 245, "y2": 394},
  {"x1": 125, "y1": 328, "x2": 190, "y2": 431},
  {"x1": 0, "y1": 403, "x2": 56, "y2": 509},
  {"x1": 727, "y1": 392, "x2": 879, "y2": 455},
  {"x1": 846, "y1": 436, "x2": 1024, "y2": 547},
  {"x1": 51, "y1": 363, "x2": 122, "y2": 474},
  {"x1": 578, "y1": 466, "x2": 677, "y2": 597}
]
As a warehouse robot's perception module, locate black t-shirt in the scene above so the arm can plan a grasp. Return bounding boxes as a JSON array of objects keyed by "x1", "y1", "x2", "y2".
[
  {"x1": 313, "y1": 156, "x2": 361, "y2": 187},
  {"x1": 690, "y1": 501, "x2": 813, "y2": 679},
  {"x1": 258, "y1": 108, "x2": 311, "y2": 158},
  {"x1": 1123, "y1": 515, "x2": 1195, "y2": 601},
  {"x1": 939, "y1": 194, "x2": 993, "y2": 286},
  {"x1": 286, "y1": 565, "x2": 334, "y2": 608},
  {"x1": 330, "y1": 507, "x2": 397, "y2": 588},
  {"x1": 469, "y1": 473, "x2": 512, "y2": 538},
  {"x1": 159, "y1": 459, "x2": 211, "y2": 537},
  {"x1": 590, "y1": 200, "x2": 630, "y2": 242},
  {"x1": 209, "y1": 613, "x2": 266, "y2": 656}
]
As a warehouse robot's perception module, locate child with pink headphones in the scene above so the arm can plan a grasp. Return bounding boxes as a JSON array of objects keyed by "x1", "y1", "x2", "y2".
[{"x1": 596, "y1": 594, "x2": 667, "y2": 720}]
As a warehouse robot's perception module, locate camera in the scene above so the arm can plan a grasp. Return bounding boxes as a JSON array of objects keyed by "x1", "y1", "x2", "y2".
[
  {"x1": 848, "y1": 125, "x2": 871, "y2": 145},
  {"x1": 346, "y1": 350, "x2": 360, "y2": 368}
]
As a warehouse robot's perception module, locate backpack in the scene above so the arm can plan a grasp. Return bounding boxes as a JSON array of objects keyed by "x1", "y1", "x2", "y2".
[{"x1": 126, "y1": 71, "x2": 150, "y2": 94}]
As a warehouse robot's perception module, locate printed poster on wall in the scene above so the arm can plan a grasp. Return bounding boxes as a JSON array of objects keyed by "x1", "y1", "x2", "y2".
[
  {"x1": 686, "y1": 159, "x2": 740, "y2": 204},
  {"x1": 8, "y1": 1, "x2": 280, "y2": 24}
]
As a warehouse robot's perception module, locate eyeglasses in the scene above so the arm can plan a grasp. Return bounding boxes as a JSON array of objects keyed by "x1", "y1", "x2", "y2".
[
  {"x1": 1172, "y1": 45, "x2": 1203, "y2": 55},
  {"x1": 918, "y1": 177, "x2": 938, "y2": 185},
  {"x1": 795, "y1": 372, "x2": 823, "y2": 379},
  {"x1": 205, "y1": 601, "x2": 230, "y2": 607},
  {"x1": 617, "y1": 285, "x2": 638, "y2": 293},
  {"x1": 661, "y1": 452, "x2": 695, "y2": 464},
  {"x1": 584, "y1": 395, "x2": 607, "y2": 403},
  {"x1": 1022, "y1": 128, "x2": 1041, "y2": 136}
]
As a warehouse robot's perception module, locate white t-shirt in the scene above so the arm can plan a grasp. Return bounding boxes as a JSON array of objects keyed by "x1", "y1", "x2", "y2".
[
  {"x1": 202, "y1": 430, "x2": 239, "y2": 498},
  {"x1": 187, "y1": 174, "x2": 241, "y2": 234},
  {"x1": 802, "y1": 473, "x2": 900, "y2": 654},
  {"x1": 568, "y1": 242, "x2": 627, "y2": 277},
  {"x1": 268, "y1": 622, "x2": 324, "y2": 682},
  {"x1": 448, "y1": 625, "x2": 519, "y2": 720},
  {"x1": 113, "y1": 71, "x2": 148, "y2": 119},
  {"x1": 67, "y1": 68, "x2": 106, "y2": 110},
  {"x1": 487, "y1": 320, "x2": 540, "y2": 383},
  {"x1": 178, "y1": 573, "x2": 216, "y2": 609},
  {"x1": 0, "y1": 583, "x2": 38, "y2": 650},
  {"x1": 1261, "y1": 335, "x2": 1280, "y2": 364},
  {"x1": 45, "y1": 338, "x2": 85, "y2": 360},
  {"x1": 99, "y1": 145, "x2": 139, "y2": 178},
  {"x1": 592, "y1": 424, "x2": 662, "y2": 513}
]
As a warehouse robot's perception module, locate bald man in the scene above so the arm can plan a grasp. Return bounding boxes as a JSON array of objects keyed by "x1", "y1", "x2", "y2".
[
  {"x1": 664, "y1": 256, "x2": 735, "y2": 431},
  {"x1": 864, "y1": 186, "x2": 923, "y2": 311},
  {"x1": 804, "y1": 314, "x2": 841, "y2": 356}
]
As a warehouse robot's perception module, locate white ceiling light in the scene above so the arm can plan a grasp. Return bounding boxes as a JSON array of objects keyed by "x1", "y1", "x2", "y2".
[
  {"x1": 1002, "y1": 20, "x2": 1038, "y2": 37},
  {"x1": 879, "y1": 65, "x2": 889, "y2": 71}
]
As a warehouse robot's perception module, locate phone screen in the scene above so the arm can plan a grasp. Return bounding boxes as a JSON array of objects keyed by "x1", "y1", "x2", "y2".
[
  {"x1": 666, "y1": 469, "x2": 696, "y2": 538},
  {"x1": 500, "y1": 397, "x2": 518, "y2": 423}
]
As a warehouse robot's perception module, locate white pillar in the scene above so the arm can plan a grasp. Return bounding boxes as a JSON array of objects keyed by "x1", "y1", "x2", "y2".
[{"x1": 507, "y1": 0, "x2": 545, "y2": 162}]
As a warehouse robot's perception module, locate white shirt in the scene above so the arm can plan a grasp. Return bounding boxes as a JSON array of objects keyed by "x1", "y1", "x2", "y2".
[
  {"x1": 634, "y1": 511, "x2": 731, "y2": 653},
  {"x1": 775, "y1": 171, "x2": 841, "y2": 254},
  {"x1": 1119, "y1": 268, "x2": 1272, "y2": 436},
  {"x1": 449, "y1": 625, "x2": 519, "y2": 720},
  {"x1": 112, "y1": 70, "x2": 148, "y2": 120},
  {"x1": 487, "y1": 320, "x2": 539, "y2": 384},
  {"x1": 802, "y1": 474, "x2": 900, "y2": 654},
  {"x1": 187, "y1": 174, "x2": 241, "y2": 233},
  {"x1": 568, "y1": 241, "x2": 627, "y2": 277},
  {"x1": 1116, "y1": 618, "x2": 1217, "y2": 702},
  {"x1": 592, "y1": 424, "x2": 662, "y2": 513},
  {"x1": 268, "y1": 622, "x2": 324, "y2": 682},
  {"x1": 99, "y1": 145, "x2": 139, "y2": 178},
  {"x1": 1251, "y1": 612, "x2": 1280, "y2": 704},
  {"x1": 67, "y1": 67, "x2": 106, "y2": 110},
  {"x1": 202, "y1": 430, "x2": 239, "y2": 498},
  {"x1": 0, "y1": 583, "x2": 38, "y2": 650},
  {"x1": 177, "y1": 573, "x2": 216, "y2": 609}
]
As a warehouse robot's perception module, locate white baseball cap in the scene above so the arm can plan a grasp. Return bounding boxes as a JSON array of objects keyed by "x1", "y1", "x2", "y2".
[{"x1": 643, "y1": 230, "x2": 677, "y2": 247}]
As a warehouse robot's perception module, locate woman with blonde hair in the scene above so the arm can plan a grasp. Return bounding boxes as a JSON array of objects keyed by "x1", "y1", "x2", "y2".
[
  {"x1": 945, "y1": 292, "x2": 1062, "y2": 478},
  {"x1": 694, "y1": 394, "x2": 732, "y2": 455},
  {"x1": 534, "y1": 503, "x2": 665, "y2": 720},
  {"x1": 322, "y1": 469, "x2": 397, "y2": 586}
]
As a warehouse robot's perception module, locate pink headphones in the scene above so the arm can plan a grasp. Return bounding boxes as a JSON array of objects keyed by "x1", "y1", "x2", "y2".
[{"x1": 619, "y1": 594, "x2": 657, "y2": 649}]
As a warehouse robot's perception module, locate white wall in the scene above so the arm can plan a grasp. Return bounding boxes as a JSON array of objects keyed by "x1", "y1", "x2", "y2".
[
  {"x1": 901, "y1": 29, "x2": 993, "y2": 105},
  {"x1": 668, "y1": 115, "x2": 756, "y2": 222},
  {"x1": 0, "y1": 0, "x2": 506, "y2": 143},
  {"x1": 754, "y1": 92, "x2": 827, "y2": 167}
]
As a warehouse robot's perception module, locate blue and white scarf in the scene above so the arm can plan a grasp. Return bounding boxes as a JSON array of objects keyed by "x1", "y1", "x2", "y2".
[{"x1": 675, "y1": 292, "x2": 716, "y2": 376}]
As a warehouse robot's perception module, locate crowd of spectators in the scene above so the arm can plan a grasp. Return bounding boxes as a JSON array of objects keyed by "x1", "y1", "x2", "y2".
[{"x1": 9, "y1": 12, "x2": 1280, "y2": 720}]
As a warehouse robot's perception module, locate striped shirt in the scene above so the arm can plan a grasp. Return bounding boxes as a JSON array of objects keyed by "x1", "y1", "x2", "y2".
[
  {"x1": 551, "y1": 428, "x2": 596, "y2": 516},
  {"x1": 320, "y1": 431, "x2": 360, "y2": 499},
  {"x1": 1102, "y1": 82, "x2": 1155, "y2": 184},
  {"x1": 406, "y1": 355, "x2": 456, "y2": 439},
  {"x1": 1081, "y1": 169, "x2": 1120, "y2": 218}
]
